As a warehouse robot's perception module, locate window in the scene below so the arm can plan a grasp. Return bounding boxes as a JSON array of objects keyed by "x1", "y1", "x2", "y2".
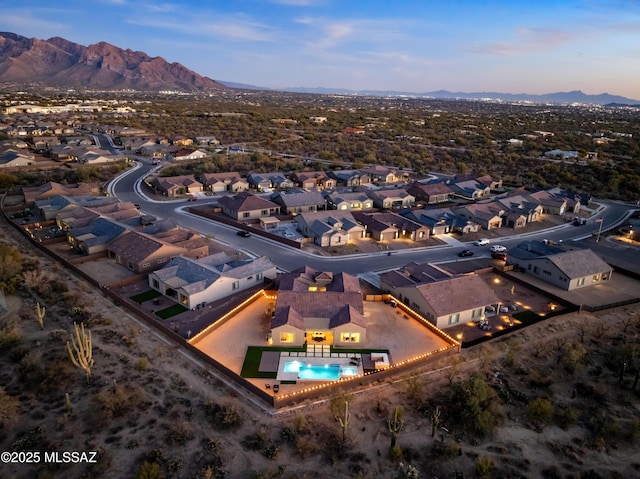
[
  {"x1": 472, "y1": 308, "x2": 483, "y2": 318},
  {"x1": 232, "y1": 281, "x2": 240, "y2": 290},
  {"x1": 527, "y1": 264, "x2": 532, "y2": 270},
  {"x1": 152, "y1": 279, "x2": 159, "y2": 289},
  {"x1": 308, "y1": 286, "x2": 318, "y2": 292},
  {"x1": 543, "y1": 270, "x2": 551, "y2": 276},
  {"x1": 533, "y1": 266, "x2": 540, "y2": 274},
  {"x1": 280, "y1": 333, "x2": 293, "y2": 342},
  {"x1": 593, "y1": 274, "x2": 600, "y2": 281},
  {"x1": 577, "y1": 277, "x2": 585, "y2": 286},
  {"x1": 448, "y1": 313, "x2": 460, "y2": 324},
  {"x1": 341, "y1": 333, "x2": 360, "y2": 343},
  {"x1": 127, "y1": 261, "x2": 134, "y2": 270},
  {"x1": 243, "y1": 212, "x2": 250, "y2": 218},
  {"x1": 256, "y1": 272, "x2": 263, "y2": 281},
  {"x1": 262, "y1": 209, "x2": 269, "y2": 215}
]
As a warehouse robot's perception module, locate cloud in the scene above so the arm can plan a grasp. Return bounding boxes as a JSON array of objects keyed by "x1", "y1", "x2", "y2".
[
  {"x1": 127, "y1": 13, "x2": 276, "y2": 43},
  {"x1": 0, "y1": 11, "x2": 68, "y2": 35},
  {"x1": 469, "y1": 27, "x2": 578, "y2": 55}
]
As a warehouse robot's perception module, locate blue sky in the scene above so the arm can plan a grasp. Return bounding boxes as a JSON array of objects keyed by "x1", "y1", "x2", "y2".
[{"x1": 1, "y1": 0, "x2": 640, "y2": 99}]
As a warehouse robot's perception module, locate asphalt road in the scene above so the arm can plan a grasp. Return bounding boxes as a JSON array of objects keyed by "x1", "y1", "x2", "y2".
[{"x1": 108, "y1": 159, "x2": 637, "y2": 275}]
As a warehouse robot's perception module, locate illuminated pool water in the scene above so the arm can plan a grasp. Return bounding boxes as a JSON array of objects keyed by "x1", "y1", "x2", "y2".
[{"x1": 283, "y1": 361, "x2": 357, "y2": 381}]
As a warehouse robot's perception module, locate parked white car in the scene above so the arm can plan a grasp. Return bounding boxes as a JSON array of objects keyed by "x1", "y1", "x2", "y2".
[
  {"x1": 490, "y1": 244, "x2": 507, "y2": 253},
  {"x1": 474, "y1": 238, "x2": 490, "y2": 246}
]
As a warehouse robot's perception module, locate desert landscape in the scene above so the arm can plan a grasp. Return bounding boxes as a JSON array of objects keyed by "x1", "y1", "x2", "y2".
[{"x1": 2, "y1": 211, "x2": 640, "y2": 479}]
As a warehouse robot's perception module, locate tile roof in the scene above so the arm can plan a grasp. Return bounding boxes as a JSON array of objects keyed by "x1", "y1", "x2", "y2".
[{"x1": 414, "y1": 275, "x2": 500, "y2": 317}]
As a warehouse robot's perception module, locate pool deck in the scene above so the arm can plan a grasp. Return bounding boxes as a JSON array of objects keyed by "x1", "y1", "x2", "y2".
[{"x1": 276, "y1": 345, "x2": 364, "y2": 381}]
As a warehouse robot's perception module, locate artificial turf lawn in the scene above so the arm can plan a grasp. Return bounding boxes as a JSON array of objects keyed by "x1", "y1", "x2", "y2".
[
  {"x1": 240, "y1": 346, "x2": 306, "y2": 378},
  {"x1": 130, "y1": 289, "x2": 162, "y2": 303},
  {"x1": 512, "y1": 310, "x2": 544, "y2": 323},
  {"x1": 155, "y1": 303, "x2": 189, "y2": 319}
]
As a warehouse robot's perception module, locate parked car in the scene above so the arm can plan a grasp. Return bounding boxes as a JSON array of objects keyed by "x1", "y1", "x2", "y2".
[
  {"x1": 236, "y1": 230, "x2": 251, "y2": 237},
  {"x1": 474, "y1": 238, "x2": 490, "y2": 246},
  {"x1": 187, "y1": 196, "x2": 198, "y2": 202},
  {"x1": 490, "y1": 244, "x2": 507, "y2": 253},
  {"x1": 491, "y1": 252, "x2": 507, "y2": 261},
  {"x1": 458, "y1": 249, "x2": 474, "y2": 257}
]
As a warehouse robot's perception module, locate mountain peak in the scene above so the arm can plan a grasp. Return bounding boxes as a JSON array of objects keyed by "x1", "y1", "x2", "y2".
[{"x1": 0, "y1": 32, "x2": 226, "y2": 92}]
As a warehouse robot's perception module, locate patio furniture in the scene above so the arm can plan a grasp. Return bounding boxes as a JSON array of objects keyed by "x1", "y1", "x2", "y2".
[
  {"x1": 265, "y1": 384, "x2": 270, "y2": 389},
  {"x1": 273, "y1": 384, "x2": 279, "y2": 393}
]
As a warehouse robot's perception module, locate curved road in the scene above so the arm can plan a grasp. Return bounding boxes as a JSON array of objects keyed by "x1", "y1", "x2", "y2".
[{"x1": 108, "y1": 160, "x2": 635, "y2": 275}]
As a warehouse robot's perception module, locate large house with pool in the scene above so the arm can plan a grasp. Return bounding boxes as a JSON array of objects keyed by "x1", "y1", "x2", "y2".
[{"x1": 269, "y1": 267, "x2": 367, "y2": 347}]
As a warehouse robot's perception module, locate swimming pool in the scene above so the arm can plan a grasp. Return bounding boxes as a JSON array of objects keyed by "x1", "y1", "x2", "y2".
[{"x1": 283, "y1": 361, "x2": 358, "y2": 381}]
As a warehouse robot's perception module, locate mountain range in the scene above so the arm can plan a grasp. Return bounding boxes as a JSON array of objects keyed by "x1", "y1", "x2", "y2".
[
  {"x1": 0, "y1": 32, "x2": 224, "y2": 91},
  {"x1": 266, "y1": 86, "x2": 640, "y2": 106},
  {"x1": 1, "y1": 32, "x2": 638, "y2": 105}
]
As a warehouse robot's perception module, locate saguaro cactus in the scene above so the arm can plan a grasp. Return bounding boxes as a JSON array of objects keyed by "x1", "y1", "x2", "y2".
[
  {"x1": 67, "y1": 322, "x2": 95, "y2": 383},
  {"x1": 35, "y1": 302, "x2": 46, "y2": 330},
  {"x1": 337, "y1": 400, "x2": 351, "y2": 445},
  {"x1": 388, "y1": 406, "x2": 405, "y2": 448}
]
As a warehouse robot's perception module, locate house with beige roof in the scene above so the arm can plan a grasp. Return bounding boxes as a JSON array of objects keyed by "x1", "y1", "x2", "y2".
[
  {"x1": 388, "y1": 274, "x2": 501, "y2": 330},
  {"x1": 148, "y1": 253, "x2": 276, "y2": 309},
  {"x1": 269, "y1": 267, "x2": 367, "y2": 347},
  {"x1": 152, "y1": 175, "x2": 203, "y2": 197},
  {"x1": 508, "y1": 241, "x2": 613, "y2": 291},
  {"x1": 366, "y1": 188, "x2": 415, "y2": 209},
  {"x1": 406, "y1": 182, "x2": 453, "y2": 205},
  {"x1": 294, "y1": 211, "x2": 365, "y2": 247},
  {"x1": 218, "y1": 192, "x2": 280, "y2": 221},
  {"x1": 453, "y1": 203, "x2": 504, "y2": 230}
]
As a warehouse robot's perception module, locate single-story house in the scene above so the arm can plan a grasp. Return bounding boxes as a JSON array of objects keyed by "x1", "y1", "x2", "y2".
[
  {"x1": 453, "y1": 204, "x2": 504, "y2": 230},
  {"x1": 324, "y1": 191, "x2": 374, "y2": 211},
  {"x1": 201, "y1": 172, "x2": 247, "y2": 193},
  {"x1": 366, "y1": 189, "x2": 415, "y2": 209},
  {"x1": 148, "y1": 253, "x2": 276, "y2": 309},
  {"x1": 218, "y1": 192, "x2": 280, "y2": 221},
  {"x1": 152, "y1": 175, "x2": 203, "y2": 197},
  {"x1": 269, "y1": 267, "x2": 367, "y2": 347},
  {"x1": 353, "y1": 211, "x2": 429, "y2": 242},
  {"x1": 66, "y1": 217, "x2": 128, "y2": 255},
  {"x1": 271, "y1": 189, "x2": 326, "y2": 214},
  {"x1": 406, "y1": 182, "x2": 453, "y2": 204},
  {"x1": 389, "y1": 274, "x2": 501, "y2": 330},
  {"x1": 508, "y1": 242, "x2": 613, "y2": 291},
  {"x1": 294, "y1": 211, "x2": 366, "y2": 247}
]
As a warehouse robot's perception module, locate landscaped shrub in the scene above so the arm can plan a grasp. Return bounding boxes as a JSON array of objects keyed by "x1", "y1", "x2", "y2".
[{"x1": 554, "y1": 405, "x2": 580, "y2": 430}]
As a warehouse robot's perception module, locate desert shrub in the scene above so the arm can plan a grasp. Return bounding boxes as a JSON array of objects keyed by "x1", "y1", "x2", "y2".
[
  {"x1": 294, "y1": 436, "x2": 317, "y2": 458},
  {"x1": 204, "y1": 400, "x2": 243, "y2": 430},
  {"x1": 18, "y1": 350, "x2": 46, "y2": 384},
  {"x1": 93, "y1": 385, "x2": 147, "y2": 423},
  {"x1": 280, "y1": 427, "x2": 295, "y2": 443},
  {"x1": 0, "y1": 325, "x2": 22, "y2": 351},
  {"x1": 242, "y1": 426, "x2": 268, "y2": 451},
  {"x1": 588, "y1": 410, "x2": 620, "y2": 440},
  {"x1": 554, "y1": 405, "x2": 580, "y2": 430},
  {"x1": 136, "y1": 357, "x2": 149, "y2": 371},
  {"x1": 136, "y1": 461, "x2": 164, "y2": 479},
  {"x1": 561, "y1": 342, "x2": 587, "y2": 373},
  {"x1": 165, "y1": 422, "x2": 194, "y2": 446},
  {"x1": 475, "y1": 455, "x2": 494, "y2": 477},
  {"x1": 447, "y1": 372, "x2": 504, "y2": 437},
  {"x1": 527, "y1": 398, "x2": 554, "y2": 428},
  {"x1": 389, "y1": 444, "x2": 403, "y2": 461},
  {"x1": 0, "y1": 387, "x2": 20, "y2": 426},
  {"x1": 261, "y1": 445, "x2": 279, "y2": 460}
]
